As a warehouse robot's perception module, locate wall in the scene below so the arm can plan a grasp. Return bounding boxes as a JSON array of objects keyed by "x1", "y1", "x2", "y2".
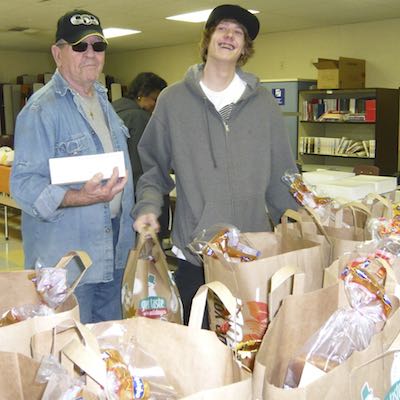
[
  {"x1": 0, "y1": 50, "x2": 54, "y2": 83},
  {"x1": 1, "y1": 18, "x2": 400, "y2": 89},
  {"x1": 105, "y1": 18, "x2": 400, "y2": 88}
]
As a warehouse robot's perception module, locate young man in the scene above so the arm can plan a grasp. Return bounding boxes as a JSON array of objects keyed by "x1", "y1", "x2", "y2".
[
  {"x1": 133, "y1": 4, "x2": 298, "y2": 324},
  {"x1": 10, "y1": 10, "x2": 134, "y2": 323}
]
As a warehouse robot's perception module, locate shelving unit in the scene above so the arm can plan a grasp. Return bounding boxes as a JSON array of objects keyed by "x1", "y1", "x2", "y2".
[{"x1": 297, "y1": 88, "x2": 399, "y2": 175}]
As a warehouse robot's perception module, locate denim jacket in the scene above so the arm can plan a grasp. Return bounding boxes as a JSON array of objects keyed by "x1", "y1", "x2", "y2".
[{"x1": 10, "y1": 70, "x2": 135, "y2": 284}]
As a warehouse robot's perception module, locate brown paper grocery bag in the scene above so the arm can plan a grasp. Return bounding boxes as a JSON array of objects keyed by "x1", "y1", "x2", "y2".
[
  {"x1": 122, "y1": 227, "x2": 183, "y2": 323},
  {"x1": 348, "y1": 329, "x2": 400, "y2": 399},
  {"x1": 362, "y1": 192, "x2": 394, "y2": 219},
  {"x1": 204, "y1": 230, "x2": 323, "y2": 347},
  {"x1": 32, "y1": 282, "x2": 252, "y2": 399},
  {"x1": 0, "y1": 352, "x2": 45, "y2": 400},
  {"x1": 252, "y1": 282, "x2": 400, "y2": 400},
  {"x1": 275, "y1": 208, "x2": 332, "y2": 267},
  {"x1": 0, "y1": 251, "x2": 91, "y2": 356},
  {"x1": 297, "y1": 205, "x2": 371, "y2": 261}
]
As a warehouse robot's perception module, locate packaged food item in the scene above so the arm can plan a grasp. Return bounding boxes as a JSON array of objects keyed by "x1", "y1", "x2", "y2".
[
  {"x1": 95, "y1": 323, "x2": 178, "y2": 399},
  {"x1": 0, "y1": 303, "x2": 54, "y2": 327},
  {"x1": 283, "y1": 250, "x2": 392, "y2": 388},
  {"x1": 235, "y1": 339, "x2": 262, "y2": 372},
  {"x1": 282, "y1": 171, "x2": 332, "y2": 220},
  {"x1": 102, "y1": 348, "x2": 150, "y2": 400},
  {"x1": 189, "y1": 224, "x2": 260, "y2": 262}
]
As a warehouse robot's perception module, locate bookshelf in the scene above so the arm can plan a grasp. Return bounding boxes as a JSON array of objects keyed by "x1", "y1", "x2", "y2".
[{"x1": 297, "y1": 88, "x2": 399, "y2": 175}]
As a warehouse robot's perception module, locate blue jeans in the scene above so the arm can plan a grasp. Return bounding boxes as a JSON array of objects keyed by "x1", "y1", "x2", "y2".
[
  {"x1": 174, "y1": 259, "x2": 208, "y2": 328},
  {"x1": 74, "y1": 217, "x2": 123, "y2": 323}
]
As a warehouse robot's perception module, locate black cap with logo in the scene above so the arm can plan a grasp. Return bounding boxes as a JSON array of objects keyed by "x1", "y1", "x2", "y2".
[
  {"x1": 205, "y1": 4, "x2": 260, "y2": 40},
  {"x1": 55, "y1": 9, "x2": 107, "y2": 44}
]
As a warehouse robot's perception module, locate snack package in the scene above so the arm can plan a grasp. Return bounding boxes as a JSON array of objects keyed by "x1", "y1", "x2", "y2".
[
  {"x1": 282, "y1": 170, "x2": 332, "y2": 221},
  {"x1": 0, "y1": 303, "x2": 54, "y2": 327},
  {"x1": 34, "y1": 260, "x2": 69, "y2": 309},
  {"x1": 96, "y1": 323, "x2": 179, "y2": 400},
  {"x1": 283, "y1": 254, "x2": 392, "y2": 388},
  {"x1": 189, "y1": 224, "x2": 261, "y2": 263}
]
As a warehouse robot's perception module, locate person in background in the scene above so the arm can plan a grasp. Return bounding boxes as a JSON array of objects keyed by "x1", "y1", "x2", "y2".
[
  {"x1": 10, "y1": 9, "x2": 134, "y2": 323},
  {"x1": 133, "y1": 4, "x2": 299, "y2": 325},
  {"x1": 113, "y1": 73, "x2": 170, "y2": 240}
]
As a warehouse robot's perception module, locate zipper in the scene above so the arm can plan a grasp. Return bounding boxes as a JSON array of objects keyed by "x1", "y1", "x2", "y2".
[{"x1": 223, "y1": 121, "x2": 230, "y2": 133}]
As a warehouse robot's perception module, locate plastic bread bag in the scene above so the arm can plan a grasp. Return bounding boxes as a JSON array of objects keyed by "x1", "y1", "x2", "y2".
[
  {"x1": 188, "y1": 223, "x2": 261, "y2": 263},
  {"x1": 368, "y1": 216, "x2": 400, "y2": 242},
  {"x1": 95, "y1": 322, "x2": 178, "y2": 399},
  {"x1": 36, "y1": 354, "x2": 89, "y2": 400},
  {"x1": 0, "y1": 303, "x2": 54, "y2": 327},
  {"x1": 283, "y1": 258, "x2": 392, "y2": 389},
  {"x1": 281, "y1": 170, "x2": 333, "y2": 222},
  {"x1": 33, "y1": 258, "x2": 69, "y2": 309}
]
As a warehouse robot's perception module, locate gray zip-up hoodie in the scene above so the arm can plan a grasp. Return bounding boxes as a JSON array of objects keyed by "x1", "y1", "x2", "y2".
[{"x1": 133, "y1": 64, "x2": 299, "y2": 265}]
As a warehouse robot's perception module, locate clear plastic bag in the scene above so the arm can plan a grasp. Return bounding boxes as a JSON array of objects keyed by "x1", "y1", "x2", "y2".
[
  {"x1": 36, "y1": 354, "x2": 87, "y2": 400},
  {"x1": 283, "y1": 256, "x2": 392, "y2": 388},
  {"x1": 189, "y1": 223, "x2": 260, "y2": 263},
  {"x1": 281, "y1": 170, "x2": 333, "y2": 221},
  {"x1": 34, "y1": 260, "x2": 69, "y2": 309},
  {"x1": 95, "y1": 323, "x2": 179, "y2": 399},
  {"x1": 0, "y1": 303, "x2": 54, "y2": 327}
]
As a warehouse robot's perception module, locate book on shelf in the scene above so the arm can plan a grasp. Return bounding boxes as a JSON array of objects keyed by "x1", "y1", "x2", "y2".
[
  {"x1": 343, "y1": 113, "x2": 366, "y2": 122},
  {"x1": 318, "y1": 111, "x2": 348, "y2": 122}
]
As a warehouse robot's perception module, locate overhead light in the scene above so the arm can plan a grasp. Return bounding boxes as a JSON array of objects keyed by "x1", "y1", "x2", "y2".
[
  {"x1": 166, "y1": 9, "x2": 259, "y2": 23},
  {"x1": 103, "y1": 28, "x2": 141, "y2": 39}
]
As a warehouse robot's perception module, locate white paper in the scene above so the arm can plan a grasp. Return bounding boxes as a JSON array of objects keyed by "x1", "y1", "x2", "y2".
[{"x1": 49, "y1": 151, "x2": 126, "y2": 185}]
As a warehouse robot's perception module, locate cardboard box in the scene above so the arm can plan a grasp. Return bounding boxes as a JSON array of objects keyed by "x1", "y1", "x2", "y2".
[
  {"x1": 49, "y1": 151, "x2": 126, "y2": 185},
  {"x1": 313, "y1": 57, "x2": 365, "y2": 89}
]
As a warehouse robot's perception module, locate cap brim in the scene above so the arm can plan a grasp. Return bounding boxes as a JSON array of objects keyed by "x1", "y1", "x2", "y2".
[{"x1": 71, "y1": 32, "x2": 108, "y2": 45}]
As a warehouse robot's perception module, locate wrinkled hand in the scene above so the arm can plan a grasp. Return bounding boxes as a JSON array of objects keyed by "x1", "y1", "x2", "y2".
[
  {"x1": 133, "y1": 213, "x2": 160, "y2": 233},
  {"x1": 62, "y1": 167, "x2": 128, "y2": 207},
  {"x1": 82, "y1": 167, "x2": 127, "y2": 203}
]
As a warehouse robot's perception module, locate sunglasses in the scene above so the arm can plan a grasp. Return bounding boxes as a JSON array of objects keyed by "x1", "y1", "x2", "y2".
[{"x1": 71, "y1": 41, "x2": 107, "y2": 53}]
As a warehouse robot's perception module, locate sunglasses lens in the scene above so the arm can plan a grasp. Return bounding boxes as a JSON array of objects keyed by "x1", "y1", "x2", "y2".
[
  {"x1": 92, "y1": 42, "x2": 107, "y2": 52},
  {"x1": 71, "y1": 42, "x2": 88, "y2": 52},
  {"x1": 71, "y1": 41, "x2": 107, "y2": 52}
]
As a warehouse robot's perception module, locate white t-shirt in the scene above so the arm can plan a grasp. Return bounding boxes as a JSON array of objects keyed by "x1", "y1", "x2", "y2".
[{"x1": 200, "y1": 73, "x2": 246, "y2": 111}]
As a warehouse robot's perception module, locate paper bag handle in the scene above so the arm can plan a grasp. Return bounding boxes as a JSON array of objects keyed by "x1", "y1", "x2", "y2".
[
  {"x1": 303, "y1": 206, "x2": 333, "y2": 246},
  {"x1": 268, "y1": 265, "x2": 306, "y2": 320},
  {"x1": 55, "y1": 251, "x2": 92, "y2": 294},
  {"x1": 365, "y1": 193, "x2": 393, "y2": 218},
  {"x1": 280, "y1": 209, "x2": 305, "y2": 237},
  {"x1": 188, "y1": 281, "x2": 238, "y2": 330},
  {"x1": 62, "y1": 338, "x2": 107, "y2": 387},
  {"x1": 130, "y1": 226, "x2": 173, "y2": 294},
  {"x1": 28, "y1": 251, "x2": 92, "y2": 307}
]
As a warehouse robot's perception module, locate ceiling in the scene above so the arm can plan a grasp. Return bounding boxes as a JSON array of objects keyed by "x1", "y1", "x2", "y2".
[{"x1": 2, "y1": 0, "x2": 400, "y2": 53}]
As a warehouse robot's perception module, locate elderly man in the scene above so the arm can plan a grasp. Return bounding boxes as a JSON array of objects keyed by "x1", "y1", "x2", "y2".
[
  {"x1": 133, "y1": 4, "x2": 299, "y2": 324},
  {"x1": 11, "y1": 9, "x2": 134, "y2": 323}
]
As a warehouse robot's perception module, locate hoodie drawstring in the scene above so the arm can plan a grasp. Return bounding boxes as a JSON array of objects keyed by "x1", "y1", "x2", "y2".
[{"x1": 203, "y1": 97, "x2": 218, "y2": 169}]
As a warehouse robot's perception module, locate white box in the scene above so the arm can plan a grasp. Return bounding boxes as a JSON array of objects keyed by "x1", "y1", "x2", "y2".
[
  {"x1": 303, "y1": 170, "x2": 355, "y2": 186},
  {"x1": 49, "y1": 151, "x2": 126, "y2": 185},
  {"x1": 347, "y1": 175, "x2": 397, "y2": 194},
  {"x1": 315, "y1": 178, "x2": 376, "y2": 201}
]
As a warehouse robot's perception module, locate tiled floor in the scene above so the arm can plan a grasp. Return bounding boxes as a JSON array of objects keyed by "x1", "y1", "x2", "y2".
[
  {"x1": 0, "y1": 206, "x2": 179, "y2": 272},
  {"x1": 0, "y1": 206, "x2": 24, "y2": 271}
]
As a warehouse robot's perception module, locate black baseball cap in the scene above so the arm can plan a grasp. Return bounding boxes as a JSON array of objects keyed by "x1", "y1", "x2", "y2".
[
  {"x1": 205, "y1": 4, "x2": 260, "y2": 40},
  {"x1": 55, "y1": 10, "x2": 107, "y2": 44}
]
